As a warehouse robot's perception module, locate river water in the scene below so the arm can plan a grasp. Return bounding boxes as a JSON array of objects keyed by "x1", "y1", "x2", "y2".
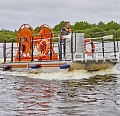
[{"x1": 0, "y1": 43, "x2": 120, "y2": 116}]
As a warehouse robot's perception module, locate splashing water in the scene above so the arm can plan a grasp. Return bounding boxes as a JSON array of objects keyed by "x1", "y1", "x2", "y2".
[
  {"x1": 0, "y1": 58, "x2": 4, "y2": 64},
  {"x1": 0, "y1": 67, "x2": 120, "y2": 80},
  {"x1": 0, "y1": 57, "x2": 120, "y2": 80},
  {"x1": 29, "y1": 67, "x2": 120, "y2": 80}
]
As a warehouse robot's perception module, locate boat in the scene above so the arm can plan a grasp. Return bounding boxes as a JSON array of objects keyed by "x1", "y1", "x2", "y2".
[{"x1": 0, "y1": 24, "x2": 119, "y2": 73}]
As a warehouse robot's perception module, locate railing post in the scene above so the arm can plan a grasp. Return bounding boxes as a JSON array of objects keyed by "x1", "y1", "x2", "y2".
[
  {"x1": 74, "y1": 31, "x2": 76, "y2": 53},
  {"x1": 31, "y1": 36, "x2": 34, "y2": 61},
  {"x1": 101, "y1": 33, "x2": 105, "y2": 58},
  {"x1": 59, "y1": 35, "x2": 62, "y2": 61},
  {"x1": 116, "y1": 32, "x2": 119, "y2": 53},
  {"x1": 50, "y1": 37, "x2": 52, "y2": 60},
  {"x1": 63, "y1": 38, "x2": 66, "y2": 59},
  {"x1": 71, "y1": 31, "x2": 73, "y2": 61},
  {"x1": 113, "y1": 32, "x2": 116, "y2": 58},
  {"x1": 3, "y1": 40, "x2": 6, "y2": 62},
  {"x1": 11, "y1": 39, "x2": 14, "y2": 62},
  {"x1": 18, "y1": 38, "x2": 21, "y2": 62}
]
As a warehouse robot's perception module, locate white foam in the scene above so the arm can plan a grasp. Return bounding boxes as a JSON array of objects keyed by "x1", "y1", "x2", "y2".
[
  {"x1": 0, "y1": 67, "x2": 120, "y2": 80},
  {"x1": 0, "y1": 59, "x2": 4, "y2": 64},
  {"x1": 28, "y1": 67, "x2": 120, "y2": 80},
  {"x1": 0, "y1": 70, "x2": 29, "y2": 77}
]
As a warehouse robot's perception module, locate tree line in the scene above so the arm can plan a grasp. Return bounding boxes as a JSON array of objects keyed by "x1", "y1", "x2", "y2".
[
  {"x1": 53, "y1": 21, "x2": 120, "y2": 38},
  {"x1": 0, "y1": 29, "x2": 17, "y2": 42},
  {"x1": 1, "y1": 20, "x2": 120, "y2": 42}
]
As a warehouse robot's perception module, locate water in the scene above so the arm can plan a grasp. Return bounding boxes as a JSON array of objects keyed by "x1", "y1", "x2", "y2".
[{"x1": 0, "y1": 43, "x2": 120, "y2": 116}]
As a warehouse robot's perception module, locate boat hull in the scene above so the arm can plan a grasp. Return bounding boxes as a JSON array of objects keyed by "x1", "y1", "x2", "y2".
[
  {"x1": 70, "y1": 59, "x2": 118, "y2": 71},
  {"x1": 0, "y1": 61, "x2": 69, "y2": 73},
  {"x1": 0, "y1": 58, "x2": 118, "y2": 73}
]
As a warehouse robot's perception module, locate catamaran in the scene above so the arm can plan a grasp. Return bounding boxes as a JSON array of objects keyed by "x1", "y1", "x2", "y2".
[{"x1": 0, "y1": 24, "x2": 119, "y2": 73}]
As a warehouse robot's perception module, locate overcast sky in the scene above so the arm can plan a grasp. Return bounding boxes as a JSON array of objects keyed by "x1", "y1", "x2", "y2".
[{"x1": 0, "y1": 0, "x2": 120, "y2": 31}]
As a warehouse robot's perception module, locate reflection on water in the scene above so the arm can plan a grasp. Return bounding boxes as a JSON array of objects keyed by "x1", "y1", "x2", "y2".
[
  {"x1": 0, "y1": 73, "x2": 120, "y2": 116},
  {"x1": 15, "y1": 78, "x2": 55, "y2": 115}
]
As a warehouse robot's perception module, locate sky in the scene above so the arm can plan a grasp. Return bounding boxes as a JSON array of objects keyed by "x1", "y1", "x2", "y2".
[{"x1": 0, "y1": 0, "x2": 120, "y2": 31}]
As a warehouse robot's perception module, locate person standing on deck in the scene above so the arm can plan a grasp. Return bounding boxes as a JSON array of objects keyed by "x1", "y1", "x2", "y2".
[{"x1": 60, "y1": 21, "x2": 72, "y2": 59}]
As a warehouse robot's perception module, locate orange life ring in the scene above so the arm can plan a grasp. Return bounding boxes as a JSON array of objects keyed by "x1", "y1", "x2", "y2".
[
  {"x1": 84, "y1": 39, "x2": 95, "y2": 56},
  {"x1": 37, "y1": 39, "x2": 50, "y2": 58}
]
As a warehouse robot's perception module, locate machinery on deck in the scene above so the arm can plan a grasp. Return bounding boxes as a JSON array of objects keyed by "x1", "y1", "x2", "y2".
[{"x1": 14, "y1": 24, "x2": 58, "y2": 62}]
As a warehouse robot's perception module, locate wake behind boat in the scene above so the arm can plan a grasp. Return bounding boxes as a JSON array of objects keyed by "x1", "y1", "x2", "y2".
[{"x1": 0, "y1": 24, "x2": 119, "y2": 73}]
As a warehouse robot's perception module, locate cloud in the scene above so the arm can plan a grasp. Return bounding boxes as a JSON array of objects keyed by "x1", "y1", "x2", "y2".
[{"x1": 0, "y1": 0, "x2": 120, "y2": 30}]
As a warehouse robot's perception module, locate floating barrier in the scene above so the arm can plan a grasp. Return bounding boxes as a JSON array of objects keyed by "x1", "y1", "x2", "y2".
[
  {"x1": 2, "y1": 65, "x2": 10, "y2": 71},
  {"x1": 59, "y1": 64, "x2": 70, "y2": 69},
  {"x1": 30, "y1": 64, "x2": 39, "y2": 69}
]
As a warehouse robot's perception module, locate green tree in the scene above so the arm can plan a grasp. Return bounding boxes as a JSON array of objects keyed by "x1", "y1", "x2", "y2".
[
  {"x1": 98, "y1": 21, "x2": 106, "y2": 30},
  {"x1": 116, "y1": 29, "x2": 120, "y2": 39},
  {"x1": 89, "y1": 27, "x2": 105, "y2": 38},
  {"x1": 52, "y1": 21, "x2": 65, "y2": 31},
  {"x1": 105, "y1": 21, "x2": 120, "y2": 31},
  {"x1": 73, "y1": 21, "x2": 90, "y2": 30}
]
